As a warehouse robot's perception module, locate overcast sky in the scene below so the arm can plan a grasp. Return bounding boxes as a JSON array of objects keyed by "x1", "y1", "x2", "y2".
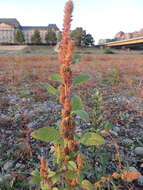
[{"x1": 0, "y1": 0, "x2": 143, "y2": 44}]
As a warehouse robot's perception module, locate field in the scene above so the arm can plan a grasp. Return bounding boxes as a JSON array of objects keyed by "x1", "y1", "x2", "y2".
[{"x1": 0, "y1": 46, "x2": 143, "y2": 189}]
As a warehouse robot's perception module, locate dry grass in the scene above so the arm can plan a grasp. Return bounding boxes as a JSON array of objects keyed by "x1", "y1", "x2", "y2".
[
  {"x1": 75, "y1": 54, "x2": 143, "y2": 76},
  {"x1": 0, "y1": 53, "x2": 143, "y2": 98},
  {"x1": 0, "y1": 45, "x2": 27, "y2": 51},
  {"x1": 0, "y1": 55, "x2": 59, "y2": 85},
  {"x1": 74, "y1": 54, "x2": 143, "y2": 98}
]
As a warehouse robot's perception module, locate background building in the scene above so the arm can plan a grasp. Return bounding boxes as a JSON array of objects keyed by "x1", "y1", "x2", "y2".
[{"x1": 0, "y1": 18, "x2": 59, "y2": 44}]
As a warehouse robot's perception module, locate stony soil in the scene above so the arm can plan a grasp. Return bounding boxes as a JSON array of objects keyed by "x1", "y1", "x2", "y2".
[{"x1": 0, "y1": 51, "x2": 143, "y2": 189}]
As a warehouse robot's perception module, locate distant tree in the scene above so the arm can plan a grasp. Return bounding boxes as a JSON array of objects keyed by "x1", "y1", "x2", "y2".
[
  {"x1": 14, "y1": 29, "x2": 25, "y2": 44},
  {"x1": 45, "y1": 29, "x2": 57, "y2": 45},
  {"x1": 57, "y1": 31, "x2": 62, "y2": 42},
  {"x1": 83, "y1": 34, "x2": 94, "y2": 46},
  {"x1": 71, "y1": 27, "x2": 94, "y2": 46},
  {"x1": 31, "y1": 30, "x2": 41, "y2": 44},
  {"x1": 71, "y1": 27, "x2": 86, "y2": 46}
]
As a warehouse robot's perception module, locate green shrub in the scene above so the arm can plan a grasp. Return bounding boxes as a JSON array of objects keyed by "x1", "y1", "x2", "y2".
[{"x1": 103, "y1": 48, "x2": 114, "y2": 54}]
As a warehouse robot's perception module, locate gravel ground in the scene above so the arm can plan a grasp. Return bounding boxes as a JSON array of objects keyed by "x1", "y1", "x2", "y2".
[{"x1": 0, "y1": 80, "x2": 143, "y2": 190}]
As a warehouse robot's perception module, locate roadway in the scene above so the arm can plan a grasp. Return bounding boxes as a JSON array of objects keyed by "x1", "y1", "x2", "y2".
[{"x1": 105, "y1": 36, "x2": 143, "y2": 48}]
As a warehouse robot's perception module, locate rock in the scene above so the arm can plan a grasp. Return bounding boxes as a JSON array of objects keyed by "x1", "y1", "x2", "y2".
[
  {"x1": 0, "y1": 174, "x2": 13, "y2": 184},
  {"x1": 75, "y1": 115, "x2": 81, "y2": 119},
  {"x1": 14, "y1": 113, "x2": 21, "y2": 119},
  {"x1": 55, "y1": 105, "x2": 62, "y2": 111},
  {"x1": 139, "y1": 121, "x2": 143, "y2": 128},
  {"x1": 22, "y1": 98, "x2": 26, "y2": 102},
  {"x1": 27, "y1": 122, "x2": 37, "y2": 128},
  {"x1": 15, "y1": 163, "x2": 25, "y2": 169},
  {"x1": 122, "y1": 138, "x2": 134, "y2": 147},
  {"x1": 9, "y1": 95, "x2": 19, "y2": 104},
  {"x1": 110, "y1": 131, "x2": 118, "y2": 137},
  {"x1": 0, "y1": 115, "x2": 12, "y2": 127},
  {"x1": 140, "y1": 163, "x2": 143, "y2": 168},
  {"x1": 128, "y1": 167, "x2": 138, "y2": 172},
  {"x1": 137, "y1": 176, "x2": 143, "y2": 186},
  {"x1": 3, "y1": 161, "x2": 14, "y2": 171},
  {"x1": 113, "y1": 126, "x2": 120, "y2": 133},
  {"x1": 5, "y1": 130, "x2": 12, "y2": 135},
  {"x1": 134, "y1": 147, "x2": 143, "y2": 156}
]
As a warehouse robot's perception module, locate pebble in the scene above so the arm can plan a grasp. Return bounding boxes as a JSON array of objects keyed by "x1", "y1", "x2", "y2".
[
  {"x1": 128, "y1": 167, "x2": 138, "y2": 172},
  {"x1": 3, "y1": 161, "x2": 14, "y2": 171},
  {"x1": 134, "y1": 147, "x2": 143, "y2": 156},
  {"x1": 0, "y1": 174, "x2": 13, "y2": 184},
  {"x1": 9, "y1": 95, "x2": 19, "y2": 104},
  {"x1": 0, "y1": 115, "x2": 11, "y2": 122},
  {"x1": 27, "y1": 122, "x2": 37, "y2": 128},
  {"x1": 5, "y1": 130, "x2": 12, "y2": 135},
  {"x1": 140, "y1": 163, "x2": 143, "y2": 168},
  {"x1": 137, "y1": 176, "x2": 143, "y2": 186},
  {"x1": 122, "y1": 138, "x2": 134, "y2": 146},
  {"x1": 15, "y1": 163, "x2": 25, "y2": 169},
  {"x1": 55, "y1": 105, "x2": 62, "y2": 110},
  {"x1": 110, "y1": 131, "x2": 118, "y2": 137},
  {"x1": 113, "y1": 126, "x2": 120, "y2": 133}
]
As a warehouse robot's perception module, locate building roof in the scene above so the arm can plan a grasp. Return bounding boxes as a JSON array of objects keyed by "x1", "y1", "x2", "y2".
[
  {"x1": 0, "y1": 18, "x2": 21, "y2": 28},
  {"x1": 22, "y1": 24, "x2": 59, "y2": 31},
  {"x1": 48, "y1": 24, "x2": 59, "y2": 31},
  {"x1": 0, "y1": 18, "x2": 59, "y2": 31},
  {"x1": 22, "y1": 26, "x2": 48, "y2": 30}
]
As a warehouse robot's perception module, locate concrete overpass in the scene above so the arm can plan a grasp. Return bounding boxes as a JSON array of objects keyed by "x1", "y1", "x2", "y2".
[{"x1": 105, "y1": 36, "x2": 143, "y2": 49}]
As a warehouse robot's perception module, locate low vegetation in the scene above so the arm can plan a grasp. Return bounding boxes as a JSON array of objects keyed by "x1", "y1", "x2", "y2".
[{"x1": 103, "y1": 48, "x2": 114, "y2": 54}]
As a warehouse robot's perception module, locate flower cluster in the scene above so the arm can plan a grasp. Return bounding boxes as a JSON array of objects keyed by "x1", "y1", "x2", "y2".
[
  {"x1": 58, "y1": 0, "x2": 77, "y2": 155},
  {"x1": 40, "y1": 156, "x2": 52, "y2": 187},
  {"x1": 57, "y1": 0, "x2": 85, "y2": 186}
]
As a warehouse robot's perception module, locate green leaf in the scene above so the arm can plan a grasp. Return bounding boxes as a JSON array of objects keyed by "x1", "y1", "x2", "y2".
[
  {"x1": 73, "y1": 74, "x2": 92, "y2": 86},
  {"x1": 66, "y1": 171, "x2": 75, "y2": 180},
  {"x1": 48, "y1": 171, "x2": 56, "y2": 177},
  {"x1": 31, "y1": 170, "x2": 40, "y2": 176},
  {"x1": 49, "y1": 74, "x2": 63, "y2": 82},
  {"x1": 72, "y1": 55, "x2": 81, "y2": 65},
  {"x1": 67, "y1": 161, "x2": 77, "y2": 171},
  {"x1": 72, "y1": 110, "x2": 89, "y2": 121},
  {"x1": 51, "y1": 172, "x2": 61, "y2": 184},
  {"x1": 29, "y1": 175, "x2": 41, "y2": 185},
  {"x1": 104, "y1": 122, "x2": 113, "y2": 130},
  {"x1": 41, "y1": 183, "x2": 50, "y2": 190},
  {"x1": 80, "y1": 132, "x2": 105, "y2": 146},
  {"x1": 30, "y1": 171, "x2": 41, "y2": 185},
  {"x1": 78, "y1": 174, "x2": 84, "y2": 183},
  {"x1": 42, "y1": 82, "x2": 59, "y2": 97},
  {"x1": 71, "y1": 96, "x2": 84, "y2": 111},
  {"x1": 81, "y1": 180, "x2": 94, "y2": 190},
  {"x1": 31, "y1": 126, "x2": 61, "y2": 144}
]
